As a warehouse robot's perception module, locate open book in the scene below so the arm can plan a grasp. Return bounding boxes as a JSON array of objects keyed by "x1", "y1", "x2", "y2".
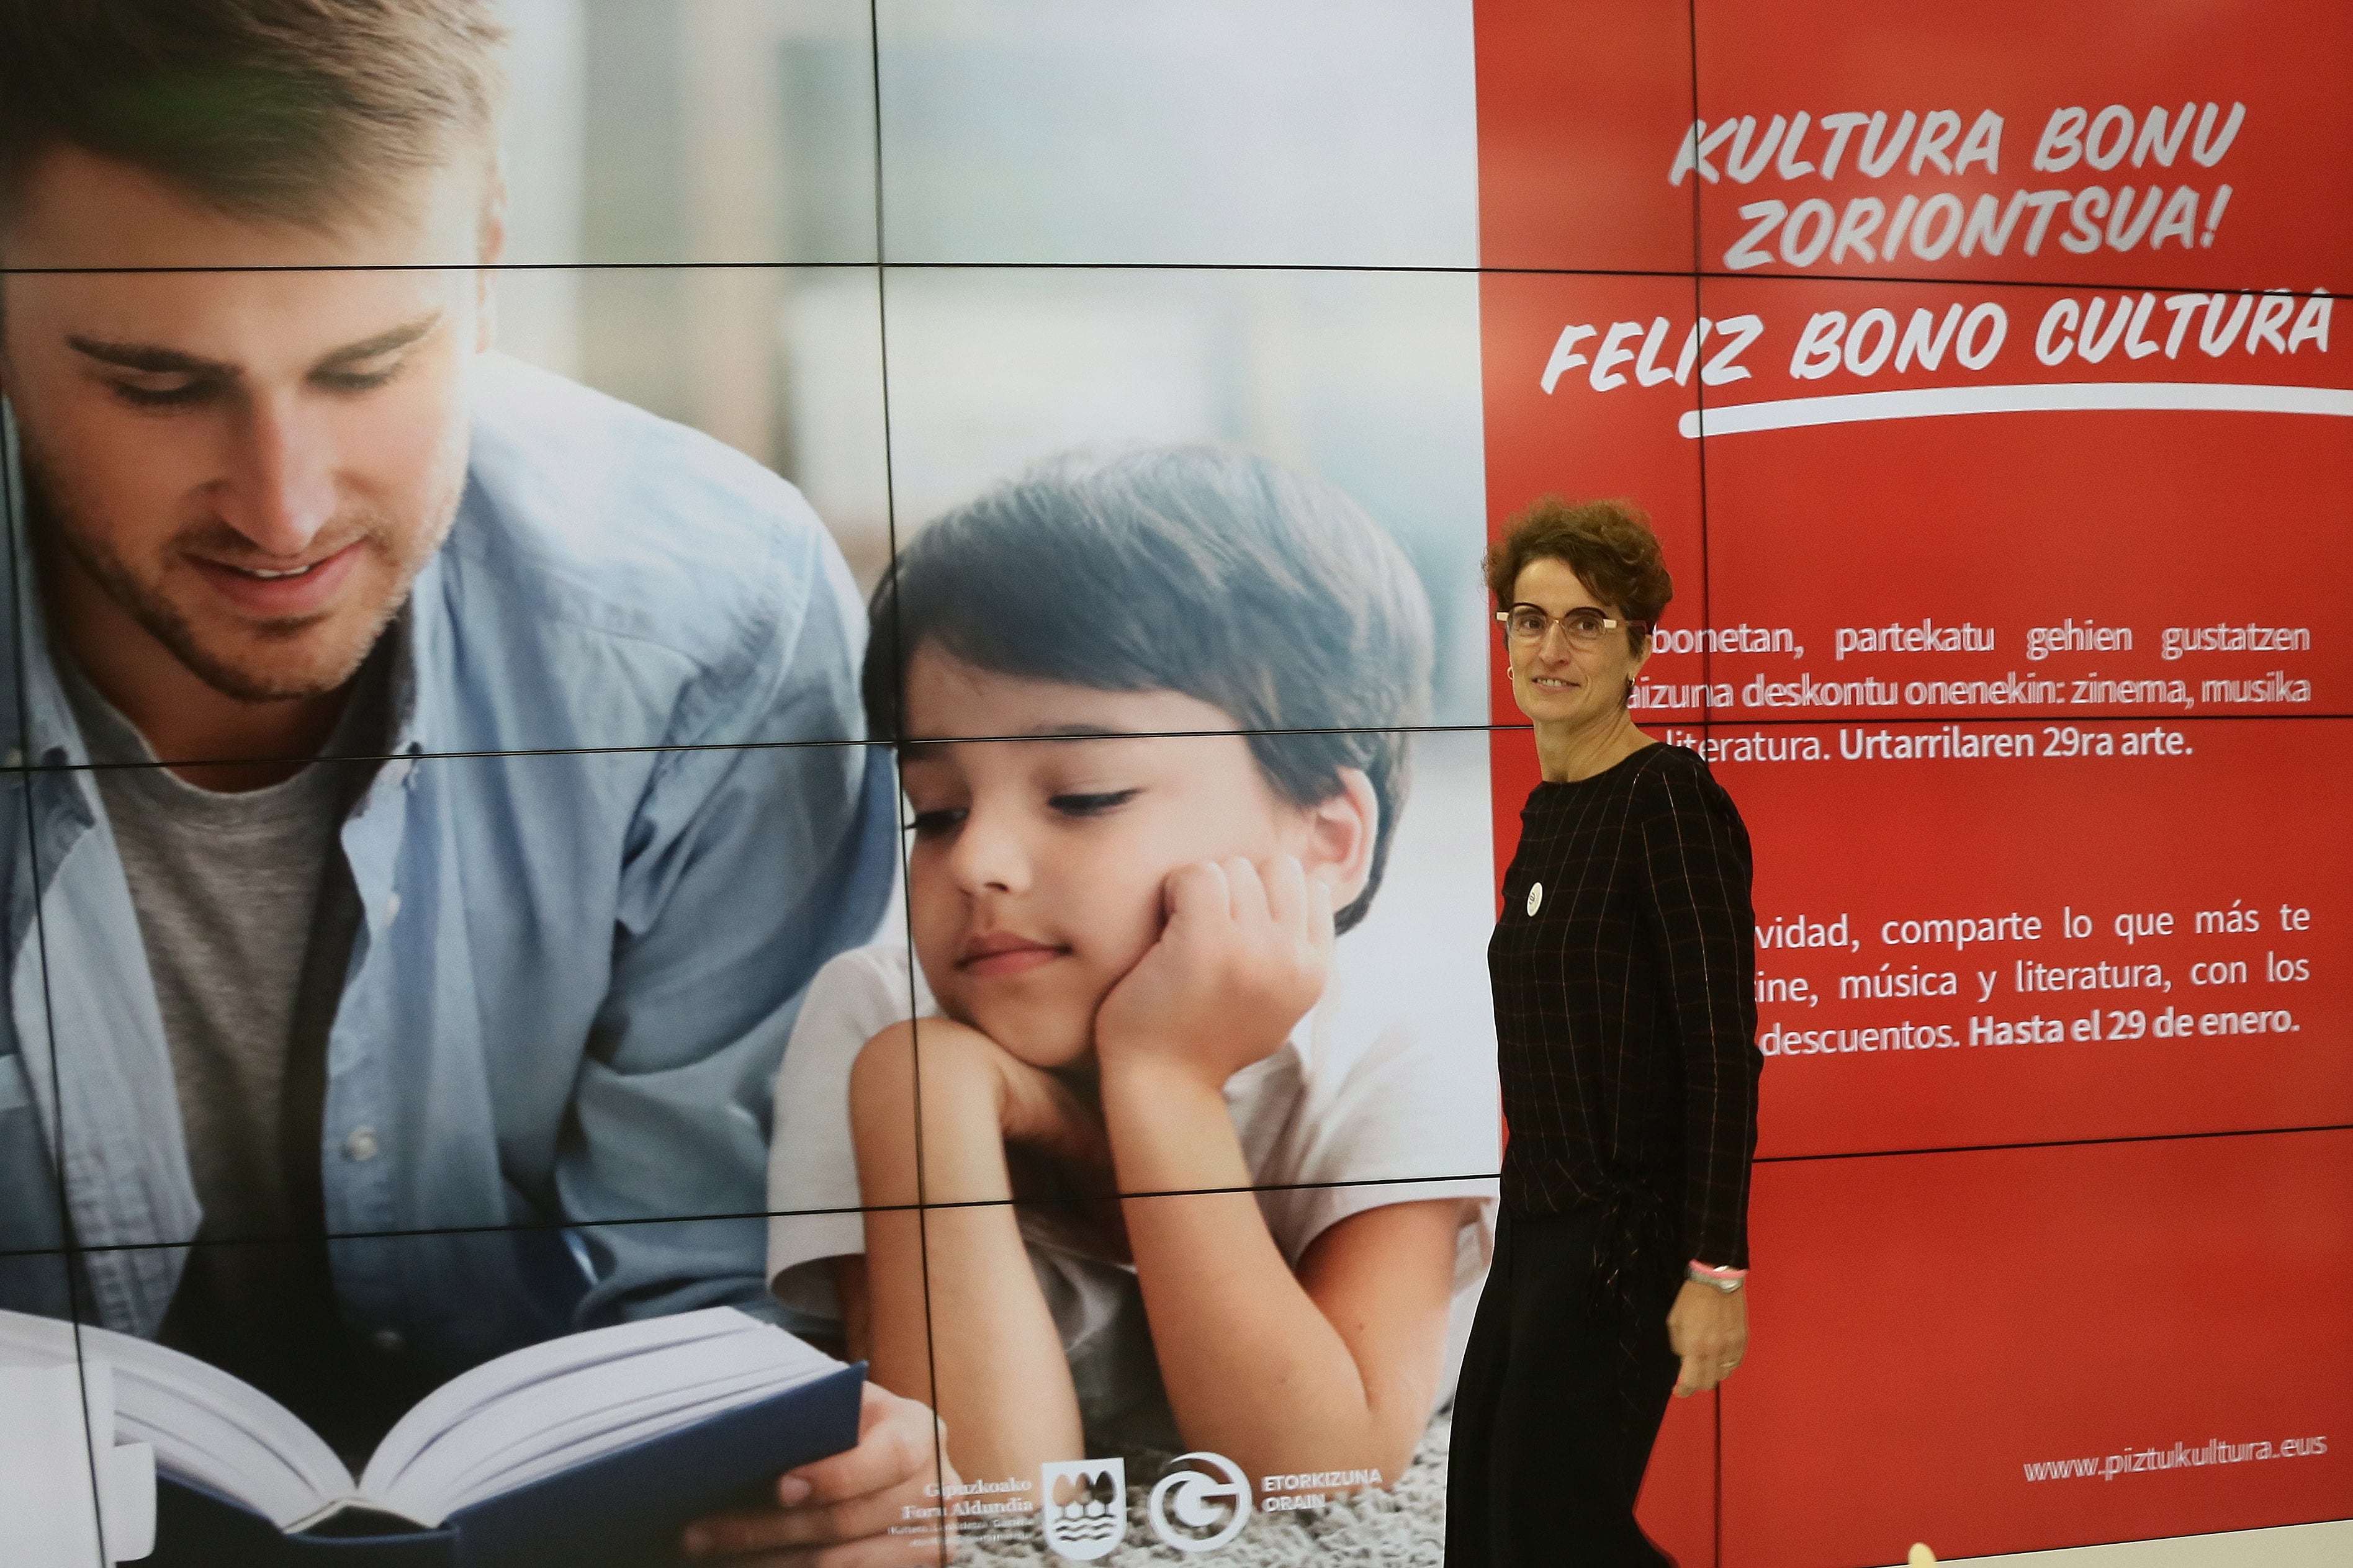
[{"x1": 0, "y1": 1306, "x2": 863, "y2": 1564}]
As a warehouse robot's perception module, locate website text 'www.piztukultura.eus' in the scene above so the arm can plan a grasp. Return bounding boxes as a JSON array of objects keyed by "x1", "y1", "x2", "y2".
[{"x1": 2023, "y1": 1434, "x2": 2327, "y2": 1482}]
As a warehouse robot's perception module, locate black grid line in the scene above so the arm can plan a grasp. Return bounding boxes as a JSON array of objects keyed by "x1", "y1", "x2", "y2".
[
  {"x1": 1, "y1": 258, "x2": 2342, "y2": 307},
  {"x1": 2, "y1": 284, "x2": 117, "y2": 1564},
  {"x1": 9, "y1": 709, "x2": 2343, "y2": 783}
]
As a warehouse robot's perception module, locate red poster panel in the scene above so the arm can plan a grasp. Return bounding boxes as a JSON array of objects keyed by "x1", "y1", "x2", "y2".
[
  {"x1": 1479, "y1": 220, "x2": 2351, "y2": 1165},
  {"x1": 1689, "y1": 0, "x2": 2353, "y2": 293},
  {"x1": 1637, "y1": 1393, "x2": 1717, "y2": 1567},
  {"x1": 1715, "y1": 717, "x2": 2351, "y2": 1157},
  {"x1": 1473, "y1": 0, "x2": 1694, "y2": 274},
  {"x1": 1477, "y1": 0, "x2": 2353, "y2": 295},
  {"x1": 1479, "y1": 272, "x2": 1707, "y2": 574},
  {"x1": 1724, "y1": 1129, "x2": 2353, "y2": 1567},
  {"x1": 1696, "y1": 272, "x2": 2351, "y2": 727},
  {"x1": 1483, "y1": 265, "x2": 2352, "y2": 734}
]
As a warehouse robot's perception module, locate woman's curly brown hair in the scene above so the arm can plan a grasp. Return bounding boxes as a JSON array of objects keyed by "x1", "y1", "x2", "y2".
[{"x1": 1482, "y1": 496, "x2": 1673, "y2": 653}]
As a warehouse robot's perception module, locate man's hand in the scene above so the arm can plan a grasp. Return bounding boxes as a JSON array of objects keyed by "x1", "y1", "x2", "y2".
[
  {"x1": 1667, "y1": 1278, "x2": 1749, "y2": 1398},
  {"x1": 1094, "y1": 857, "x2": 1333, "y2": 1091},
  {"x1": 680, "y1": 1381, "x2": 955, "y2": 1565}
]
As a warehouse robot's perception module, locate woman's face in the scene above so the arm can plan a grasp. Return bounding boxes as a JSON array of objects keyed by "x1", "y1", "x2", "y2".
[
  {"x1": 897, "y1": 645, "x2": 1359, "y2": 1069},
  {"x1": 1502, "y1": 557, "x2": 1652, "y2": 730}
]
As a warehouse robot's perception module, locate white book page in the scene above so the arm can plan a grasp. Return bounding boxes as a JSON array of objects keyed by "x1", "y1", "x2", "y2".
[
  {"x1": 359, "y1": 1307, "x2": 758, "y2": 1499},
  {"x1": 0, "y1": 1306, "x2": 841, "y2": 1534},
  {"x1": 408, "y1": 1363, "x2": 810, "y2": 1523},
  {"x1": 0, "y1": 1309, "x2": 349, "y2": 1530},
  {"x1": 370, "y1": 1315, "x2": 837, "y2": 1526},
  {"x1": 438, "y1": 1363, "x2": 804, "y2": 1513}
]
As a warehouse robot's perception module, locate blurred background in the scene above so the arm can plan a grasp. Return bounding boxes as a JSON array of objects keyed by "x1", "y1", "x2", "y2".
[
  {"x1": 488, "y1": 0, "x2": 1487, "y2": 718},
  {"x1": 487, "y1": 0, "x2": 1495, "y2": 1044}
]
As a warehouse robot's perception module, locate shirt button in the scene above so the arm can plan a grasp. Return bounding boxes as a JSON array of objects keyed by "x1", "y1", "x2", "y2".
[
  {"x1": 344, "y1": 1127, "x2": 380, "y2": 1162},
  {"x1": 1526, "y1": 882, "x2": 1544, "y2": 916},
  {"x1": 384, "y1": 891, "x2": 403, "y2": 924},
  {"x1": 371, "y1": 1329, "x2": 406, "y2": 1355}
]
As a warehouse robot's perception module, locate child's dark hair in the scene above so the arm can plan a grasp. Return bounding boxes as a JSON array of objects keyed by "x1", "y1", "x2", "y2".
[{"x1": 863, "y1": 445, "x2": 1435, "y2": 934}]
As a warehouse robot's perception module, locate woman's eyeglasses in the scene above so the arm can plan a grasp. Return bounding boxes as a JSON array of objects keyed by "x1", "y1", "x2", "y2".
[{"x1": 1495, "y1": 605, "x2": 1649, "y2": 647}]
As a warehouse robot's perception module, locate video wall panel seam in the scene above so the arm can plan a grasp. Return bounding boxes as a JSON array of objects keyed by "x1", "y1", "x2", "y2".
[{"x1": 0, "y1": 319, "x2": 115, "y2": 1564}]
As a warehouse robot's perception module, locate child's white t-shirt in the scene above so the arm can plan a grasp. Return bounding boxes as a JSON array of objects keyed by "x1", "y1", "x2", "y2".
[{"x1": 767, "y1": 940, "x2": 1500, "y2": 1449}]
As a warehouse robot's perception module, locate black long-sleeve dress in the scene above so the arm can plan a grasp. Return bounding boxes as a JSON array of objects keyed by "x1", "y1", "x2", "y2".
[
  {"x1": 1448, "y1": 742, "x2": 1763, "y2": 1568},
  {"x1": 1490, "y1": 741, "x2": 1761, "y2": 1265}
]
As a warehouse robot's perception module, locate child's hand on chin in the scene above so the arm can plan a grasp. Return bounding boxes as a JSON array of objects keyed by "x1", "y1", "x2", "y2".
[{"x1": 1094, "y1": 856, "x2": 1335, "y2": 1091}]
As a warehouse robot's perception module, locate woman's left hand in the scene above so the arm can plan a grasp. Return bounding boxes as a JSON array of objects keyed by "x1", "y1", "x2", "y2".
[{"x1": 1667, "y1": 1278, "x2": 1749, "y2": 1397}]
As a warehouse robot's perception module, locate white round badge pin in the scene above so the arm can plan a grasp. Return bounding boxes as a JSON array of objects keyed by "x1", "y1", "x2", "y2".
[{"x1": 1526, "y1": 882, "x2": 1544, "y2": 916}]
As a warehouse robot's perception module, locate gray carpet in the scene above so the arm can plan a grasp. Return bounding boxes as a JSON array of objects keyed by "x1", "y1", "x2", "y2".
[{"x1": 955, "y1": 1409, "x2": 1449, "y2": 1565}]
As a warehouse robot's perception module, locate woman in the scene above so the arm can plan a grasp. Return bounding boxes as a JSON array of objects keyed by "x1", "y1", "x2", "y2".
[{"x1": 1447, "y1": 497, "x2": 1762, "y2": 1566}]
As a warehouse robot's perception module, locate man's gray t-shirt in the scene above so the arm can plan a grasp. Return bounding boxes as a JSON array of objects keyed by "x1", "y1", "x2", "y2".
[{"x1": 60, "y1": 650, "x2": 384, "y2": 1437}]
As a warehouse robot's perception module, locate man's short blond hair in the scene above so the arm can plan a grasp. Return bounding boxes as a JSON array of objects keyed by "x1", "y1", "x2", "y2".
[{"x1": 0, "y1": 0, "x2": 507, "y2": 230}]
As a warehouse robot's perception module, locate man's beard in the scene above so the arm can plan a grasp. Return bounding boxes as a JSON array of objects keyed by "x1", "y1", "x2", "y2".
[{"x1": 20, "y1": 437, "x2": 453, "y2": 705}]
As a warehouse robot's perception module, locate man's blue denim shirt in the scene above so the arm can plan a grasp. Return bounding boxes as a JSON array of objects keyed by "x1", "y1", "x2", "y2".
[{"x1": 0, "y1": 354, "x2": 897, "y2": 1384}]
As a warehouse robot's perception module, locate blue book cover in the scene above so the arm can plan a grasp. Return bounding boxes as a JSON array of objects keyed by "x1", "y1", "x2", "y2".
[
  {"x1": 1, "y1": 1306, "x2": 866, "y2": 1567},
  {"x1": 148, "y1": 1361, "x2": 865, "y2": 1566}
]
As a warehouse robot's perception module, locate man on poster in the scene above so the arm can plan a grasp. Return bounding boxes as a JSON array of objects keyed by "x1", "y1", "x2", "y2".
[{"x1": 0, "y1": 1, "x2": 943, "y2": 1559}]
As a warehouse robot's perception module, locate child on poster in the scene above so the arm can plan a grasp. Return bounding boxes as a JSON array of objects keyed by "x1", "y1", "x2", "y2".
[{"x1": 766, "y1": 446, "x2": 1498, "y2": 1495}]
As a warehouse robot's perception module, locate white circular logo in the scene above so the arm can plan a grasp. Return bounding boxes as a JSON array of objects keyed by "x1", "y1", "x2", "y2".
[
  {"x1": 1147, "y1": 1452, "x2": 1250, "y2": 1552},
  {"x1": 1526, "y1": 881, "x2": 1544, "y2": 916}
]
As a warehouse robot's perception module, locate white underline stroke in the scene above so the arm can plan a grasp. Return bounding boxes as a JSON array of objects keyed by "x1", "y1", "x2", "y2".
[{"x1": 1676, "y1": 382, "x2": 2353, "y2": 439}]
